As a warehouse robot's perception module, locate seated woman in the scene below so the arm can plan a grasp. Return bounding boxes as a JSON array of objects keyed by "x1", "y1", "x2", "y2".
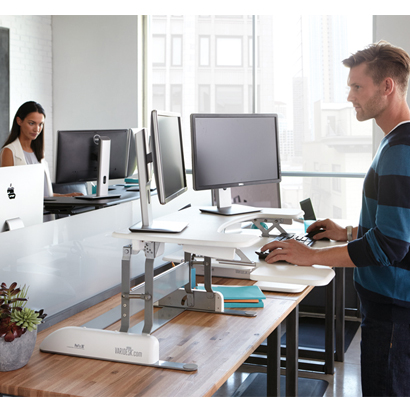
[{"x1": 1, "y1": 101, "x2": 82, "y2": 197}]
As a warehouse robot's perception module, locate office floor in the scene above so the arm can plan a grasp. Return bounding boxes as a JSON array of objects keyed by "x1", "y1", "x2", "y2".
[{"x1": 214, "y1": 319, "x2": 362, "y2": 397}]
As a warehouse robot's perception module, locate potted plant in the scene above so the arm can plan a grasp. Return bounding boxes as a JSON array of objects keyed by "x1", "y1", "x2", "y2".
[{"x1": 0, "y1": 282, "x2": 47, "y2": 372}]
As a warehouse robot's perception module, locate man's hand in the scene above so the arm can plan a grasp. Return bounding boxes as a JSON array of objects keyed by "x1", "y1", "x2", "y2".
[
  {"x1": 260, "y1": 239, "x2": 316, "y2": 265},
  {"x1": 306, "y1": 219, "x2": 349, "y2": 241}
]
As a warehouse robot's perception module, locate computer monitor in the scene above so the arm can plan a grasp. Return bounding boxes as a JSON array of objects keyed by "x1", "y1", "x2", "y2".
[
  {"x1": 151, "y1": 110, "x2": 188, "y2": 205},
  {"x1": 129, "y1": 111, "x2": 188, "y2": 233},
  {"x1": 55, "y1": 129, "x2": 136, "y2": 199},
  {"x1": 0, "y1": 164, "x2": 44, "y2": 232},
  {"x1": 190, "y1": 113, "x2": 281, "y2": 215}
]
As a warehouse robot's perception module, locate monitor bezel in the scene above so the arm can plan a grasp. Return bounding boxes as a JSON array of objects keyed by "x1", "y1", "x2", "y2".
[
  {"x1": 150, "y1": 110, "x2": 188, "y2": 205},
  {"x1": 190, "y1": 113, "x2": 282, "y2": 191}
]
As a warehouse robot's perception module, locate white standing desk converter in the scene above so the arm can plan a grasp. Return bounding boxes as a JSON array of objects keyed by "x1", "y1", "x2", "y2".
[
  {"x1": 40, "y1": 206, "x2": 334, "y2": 372},
  {"x1": 113, "y1": 205, "x2": 335, "y2": 287}
]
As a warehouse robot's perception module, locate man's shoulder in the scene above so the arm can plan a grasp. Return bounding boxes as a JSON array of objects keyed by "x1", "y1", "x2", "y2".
[{"x1": 386, "y1": 121, "x2": 410, "y2": 146}]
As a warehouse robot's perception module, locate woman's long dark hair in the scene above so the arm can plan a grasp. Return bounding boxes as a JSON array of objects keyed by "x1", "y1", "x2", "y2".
[{"x1": 2, "y1": 101, "x2": 46, "y2": 162}]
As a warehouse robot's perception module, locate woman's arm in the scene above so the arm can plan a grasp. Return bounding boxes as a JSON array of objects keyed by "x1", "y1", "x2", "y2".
[{"x1": 0, "y1": 148, "x2": 14, "y2": 167}]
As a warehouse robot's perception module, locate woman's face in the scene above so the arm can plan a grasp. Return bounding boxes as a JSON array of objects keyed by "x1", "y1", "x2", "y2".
[{"x1": 16, "y1": 112, "x2": 45, "y2": 142}]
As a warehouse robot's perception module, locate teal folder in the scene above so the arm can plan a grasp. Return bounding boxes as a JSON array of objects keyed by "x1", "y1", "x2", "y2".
[{"x1": 196, "y1": 285, "x2": 265, "y2": 308}]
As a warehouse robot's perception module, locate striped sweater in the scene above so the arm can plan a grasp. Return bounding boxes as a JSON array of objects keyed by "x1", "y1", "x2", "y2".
[{"x1": 347, "y1": 121, "x2": 410, "y2": 322}]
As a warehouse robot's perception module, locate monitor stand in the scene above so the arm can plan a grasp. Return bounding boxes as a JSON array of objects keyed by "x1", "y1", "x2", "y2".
[
  {"x1": 130, "y1": 128, "x2": 188, "y2": 234},
  {"x1": 129, "y1": 220, "x2": 188, "y2": 234},
  {"x1": 200, "y1": 188, "x2": 261, "y2": 215},
  {"x1": 76, "y1": 136, "x2": 121, "y2": 200},
  {"x1": 4, "y1": 217, "x2": 24, "y2": 231}
]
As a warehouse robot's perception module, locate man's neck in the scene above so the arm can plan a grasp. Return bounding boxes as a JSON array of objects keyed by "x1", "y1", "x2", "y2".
[{"x1": 376, "y1": 100, "x2": 410, "y2": 135}]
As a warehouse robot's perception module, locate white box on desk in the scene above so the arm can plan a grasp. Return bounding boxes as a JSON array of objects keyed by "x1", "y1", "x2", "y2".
[{"x1": 163, "y1": 252, "x2": 255, "y2": 280}]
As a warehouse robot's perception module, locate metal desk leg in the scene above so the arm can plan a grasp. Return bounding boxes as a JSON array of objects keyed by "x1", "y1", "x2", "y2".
[
  {"x1": 267, "y1": 324, "x2": 281, "y2": 397},
  {"x1": 335, "y1": 267, "x2": 345, "y2": 362},
  {"x1": 142, "y1": 258, "x2": 155, "y2": 335},
  {"x1": 286, "y1": 305, "x2": 299, "y2": 397},
  {"x1": 120, "y1": 245, "x2": 132, "y2": 333},
  {"x1": 324, "y1": 277, "x2": 335, "y2": 374}
]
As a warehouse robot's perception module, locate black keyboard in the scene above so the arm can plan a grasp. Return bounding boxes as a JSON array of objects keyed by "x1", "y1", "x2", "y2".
[
  {"x1": 272, "y1": 232, "x2": 315, "y2": 247},
  {"x1": 255, "y1": 232, "x2": 315, "y2": 260}
]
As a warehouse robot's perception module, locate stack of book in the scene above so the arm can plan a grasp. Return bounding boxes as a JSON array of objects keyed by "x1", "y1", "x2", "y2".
[{"x1": 197, "y1": 284, "x2": 266, "y2": 308}]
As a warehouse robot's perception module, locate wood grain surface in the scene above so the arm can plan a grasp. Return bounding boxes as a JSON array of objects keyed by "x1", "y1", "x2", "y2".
[{"x1": 0, "y1": 278, "x2": 312, "y2": 397}]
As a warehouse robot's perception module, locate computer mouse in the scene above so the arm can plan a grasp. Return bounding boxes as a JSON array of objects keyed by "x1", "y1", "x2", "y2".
[
  {"x1": 306, "y1": 228, "x2": 329, "y2": 240},
  {"x1": 255, "y1": 251, "x2": 288, "y2": 263},
  {"x1": 255, "y1": 250, "x2": 269, "y2": 259}
]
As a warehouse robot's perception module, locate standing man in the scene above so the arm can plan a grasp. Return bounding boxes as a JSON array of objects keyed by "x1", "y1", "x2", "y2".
[{"x1": 261, "y1": 41, "x2": 410, "y2": 396}]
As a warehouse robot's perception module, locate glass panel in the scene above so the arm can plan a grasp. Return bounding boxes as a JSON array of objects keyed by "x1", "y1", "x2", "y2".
[
  {"x1": 216, "y1": 37, "x2": 242, "y2": 66},
  {"x1": 281, "y1": 175, "x2": 364, "y2": 221},
  {"x1": 199, "y1": 36, "x2": 210, "y2": 66},
  {"x1": 149, "y1": 15, "x2": 373, "y2": 222},
  {"x1": 152, "y1": 35, "x2": 166, "y2": 66},
  {"x1": 171, "y1": 35, "x2": 182, "y2": 66},
  {"x1": 257, "y1": 15, "x2": 373, "y2": 172},
  {"x1": 150, "y1": 15, "x2": 253, "y2": 167},
  {"x1": 215, "y1": 85, "x2": 243, "y2": 113},
  {"x1": 170, "y1": 84, "x2": 182, "y2": 113}
]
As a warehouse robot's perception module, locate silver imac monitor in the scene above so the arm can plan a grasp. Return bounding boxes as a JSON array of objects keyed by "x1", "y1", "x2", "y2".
[
  {"x1": 190, "y1": 113, "x2": 281, "y2": 215},
  {"x1": 128, "y1": 110, "x2": 188, "y2": 233},
  {"x1": 0, "y1": 164, "x2": 44, "y2": 232}
]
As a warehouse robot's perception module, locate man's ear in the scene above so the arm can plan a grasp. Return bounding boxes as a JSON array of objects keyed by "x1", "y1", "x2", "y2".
[{"x1": 383, "y1": 77, "x2": 395, "y2": 96}]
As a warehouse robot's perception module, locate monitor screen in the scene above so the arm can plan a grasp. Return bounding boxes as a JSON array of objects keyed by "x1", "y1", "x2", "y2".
[
  {"x1": 151, "y1": 110, "x2": 187, "y2": 204},
  {"x1": 0, "y1": 164, "x2": 44, "y2": 232},
  {"x1": 191, "y1": 113, "x2": 281, "y2": 191},
  {"x1": 55, "y1": 129, "x2": 135, "y2": 184}
]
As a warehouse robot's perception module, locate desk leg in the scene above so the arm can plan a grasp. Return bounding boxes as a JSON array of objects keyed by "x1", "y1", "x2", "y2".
[
  {"x1": 335, "y1": 267, "x2": 345, "y2": 362},
  {"x1": 324, "y1": 277, "x2": 335, "y2": 374},
  {"x1": 142, "y1": 258, "x2": 155, "y2": 335},
  {"x1": 286, "y1": 305, "x2": 299, "y2": 397},
  {"x1": 120, "y1": 245, "x2": 132, "y2": 333},
  {"x1": 267, "y1": 324, "x2": 281, "y2": 397}
]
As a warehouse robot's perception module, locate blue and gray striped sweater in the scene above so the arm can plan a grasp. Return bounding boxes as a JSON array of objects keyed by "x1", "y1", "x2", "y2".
[{"x1": 348, "y1": 121, "x2": 410, "y2": 322}]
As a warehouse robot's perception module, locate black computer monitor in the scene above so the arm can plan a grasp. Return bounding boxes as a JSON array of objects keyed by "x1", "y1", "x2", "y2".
[
  {"x1": 190, "y1": 113, "x2": 281, "y2": 215},
  {"x1": 55, "y1": 129, "x2": 136, "y2": 199},
  {"x1": 128, "y1": 110, "x2": 188, "y2": 233}
]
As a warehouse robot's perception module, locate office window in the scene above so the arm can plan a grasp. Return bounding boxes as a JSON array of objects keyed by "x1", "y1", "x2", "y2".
[
  {"x1": 248, "y1": 36, "x2": 259, "y2": 68},
  {"x1": 199, "y1": 36, "x2": 210, "y2": 66},
  {"x1": 215, "y1": 85, "x2": 243, "y2": 113},
  {"x1": 152, "y1": 84, "x2": 165, "y2": 110},
  {"x1": 332, "y1": 164, "x2": 342, "y2": 192},
  {"x1": 216, "y1": 37, "x2": 242, "y2": 66},
  {"x1": 170, "y1": 85, "x2": 182, "y2": 113},
  {"x1": 152, "y1": 35, "x2": 166, "y2": 66},
  {"x1": 199, "y1": 85, "x2": 211, "y2": 112},
  {"x1": 333, "y1": 205, "x2": 343, "y2": 219},
  {"x1": 148, "y1": 15, "x2": 372, "y2": 219},
  {"x1": 171, "y1": 35, "x2": 182, "y2": 66}
]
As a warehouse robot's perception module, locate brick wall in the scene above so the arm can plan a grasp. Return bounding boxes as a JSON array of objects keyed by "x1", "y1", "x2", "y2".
[{"x1": 0, "y1": 15, "x2": 53, "y2": 174}]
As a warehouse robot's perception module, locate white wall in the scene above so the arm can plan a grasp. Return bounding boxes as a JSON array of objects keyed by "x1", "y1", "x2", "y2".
[
  {"x1": 373, "y1": 15, "x2": 410, "y2": 153},
  {"x1": 0, "y1": 15, "x2": 53, "y2": 164},
  {"x1": 52, "y1": 15, "x2": 140, "y2": 179}
]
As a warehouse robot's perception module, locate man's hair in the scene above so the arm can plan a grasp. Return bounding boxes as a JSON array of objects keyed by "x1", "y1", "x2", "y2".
[{"x1": 343, "y1": 40, "x2": 410, "y2": 96}]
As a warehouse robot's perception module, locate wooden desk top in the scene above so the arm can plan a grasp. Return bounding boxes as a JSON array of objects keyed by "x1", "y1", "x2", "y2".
[{"x1": 0, "y1": 279, "x2": 312, "y2": 397}]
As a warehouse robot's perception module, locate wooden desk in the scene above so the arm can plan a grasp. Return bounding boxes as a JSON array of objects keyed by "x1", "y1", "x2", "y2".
[{"x1": 0, "y1": 280, "x2": 312, "y2": 397}]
